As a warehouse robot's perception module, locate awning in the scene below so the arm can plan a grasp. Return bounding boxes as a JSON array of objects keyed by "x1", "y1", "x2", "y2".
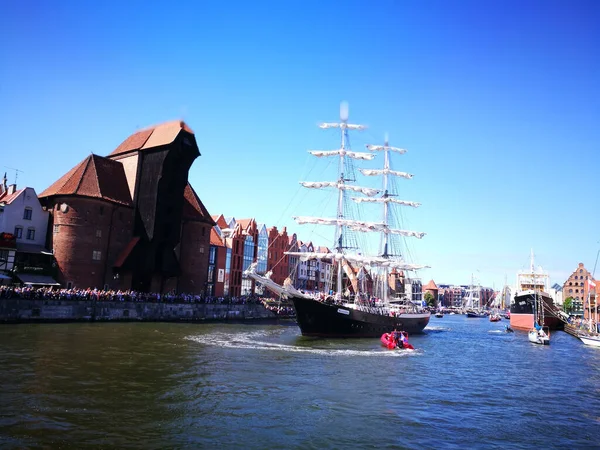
[{"x1": 16, "y1": 273, "x2": 61, "y2": 286}]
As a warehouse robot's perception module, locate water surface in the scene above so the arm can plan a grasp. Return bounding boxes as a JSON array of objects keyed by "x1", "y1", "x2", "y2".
[{"x1": 1, "y1": 315, "x2": 598, "y2": 449}]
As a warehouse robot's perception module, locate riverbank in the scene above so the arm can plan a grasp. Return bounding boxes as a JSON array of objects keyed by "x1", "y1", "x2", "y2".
[{"x1": 0, "y1": 298, "x2": 286, "y2": 323}]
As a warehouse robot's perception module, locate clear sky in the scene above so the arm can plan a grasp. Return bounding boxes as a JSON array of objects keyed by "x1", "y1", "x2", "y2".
[{"x1": 1, "y1": 0, "x2": 599, "y2": 290}]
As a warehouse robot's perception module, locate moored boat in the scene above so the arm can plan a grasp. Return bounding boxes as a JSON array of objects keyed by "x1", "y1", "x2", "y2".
[{"x1": 510, "y1": 251, "x2": 565, "y2": 331}]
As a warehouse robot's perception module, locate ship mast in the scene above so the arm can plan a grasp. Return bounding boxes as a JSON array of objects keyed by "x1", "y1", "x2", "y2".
[{"x1": 335, "y1": 103, "x2": 349, "y2": 296}]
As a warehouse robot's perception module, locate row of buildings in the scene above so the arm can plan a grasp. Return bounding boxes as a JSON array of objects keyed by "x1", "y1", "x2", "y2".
[
  {"x1": 0, "y1": 120, "x2": 411, "y2": 299},
  {"x1": 1, "y1": 120, "x2": 596, "y2": 312}
]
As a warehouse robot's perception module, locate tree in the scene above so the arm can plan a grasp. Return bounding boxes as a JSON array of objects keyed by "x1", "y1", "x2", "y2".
[
  {"x1": 563, "y1": 297, "x2": 573, "y2": 314},
  {"x1": 424, "y1": 291, "x2": 435, "y2": 308}
]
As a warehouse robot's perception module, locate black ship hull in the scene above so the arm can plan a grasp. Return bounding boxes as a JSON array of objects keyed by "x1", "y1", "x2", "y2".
[
  {"x1": 510, "y1": 291, "x2": 564, "y2": 331},
  {"x1": 290, "y1": 296, "x2": 430, "y2": 337}
]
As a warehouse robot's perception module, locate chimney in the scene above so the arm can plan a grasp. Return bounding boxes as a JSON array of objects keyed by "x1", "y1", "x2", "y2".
[{"x1": 7, "y1": 184, "x2": 16, "y2": 195}]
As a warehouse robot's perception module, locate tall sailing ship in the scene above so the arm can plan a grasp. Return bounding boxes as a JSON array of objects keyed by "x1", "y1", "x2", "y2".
[{"x1": 246, "y1": 103, "x2": 431, "y2": 337}]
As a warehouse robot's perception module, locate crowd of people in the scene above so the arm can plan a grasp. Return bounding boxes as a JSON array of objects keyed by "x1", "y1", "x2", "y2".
[{"x1": 0, "y1": 285, "x2": 267, "y2": 306}]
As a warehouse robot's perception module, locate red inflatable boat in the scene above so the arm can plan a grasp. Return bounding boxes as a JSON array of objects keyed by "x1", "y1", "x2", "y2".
[{"x1": 380, "y1": 331, "x2": 414, "y2": 350}]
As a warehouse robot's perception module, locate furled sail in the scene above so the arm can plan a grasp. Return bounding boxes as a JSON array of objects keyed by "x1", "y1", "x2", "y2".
[
  {"x1": 352, "y1": 197, "x2": 421, "y2": 208},
  {"x1": 309, "y1": 150, "x2": 374, "y2": 160},
  {"x1": 366, "y1": 144, "x2": 407, "y2": 154},
  {"x1": 284, "y1": 251, "x2": 429, "y2": 271},
  {"x1": 359, "y1": 168, "x2": 413, "y2": 179},
  {"x1": 294, "y1": 216, "x2": 425, "y2": 238},
  {"x1": 319, "y1": 122, "x2": 367, "y2": 131},
  {"x1": 301, "y1": 181, "x2": 380, "y2": 197}
]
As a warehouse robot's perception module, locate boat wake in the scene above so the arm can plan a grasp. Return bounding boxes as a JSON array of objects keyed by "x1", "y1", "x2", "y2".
[
  {"x1": 185, "y1": 331, "x2": 419, "y2": 357},
  {"x1": 425, "y1": 326, "x2": 450, "y2": 333}
]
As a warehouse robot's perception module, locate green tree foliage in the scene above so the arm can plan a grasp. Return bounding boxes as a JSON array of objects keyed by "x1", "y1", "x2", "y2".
[
  {"x1": 424, "y1": 291, "x2": 435, "y2": 307},
  {"x1": 563, "y1": 296, "x2": 573, "y2": 313}
]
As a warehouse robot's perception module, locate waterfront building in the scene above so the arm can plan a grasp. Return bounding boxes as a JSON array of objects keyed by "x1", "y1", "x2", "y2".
[
  {"x1": 315, "y1": 246, "x2": 333, "y2": 293},
  {"x1": 266, "y1": 226, "x2": 289, "y2": 286},
  {"x1": 0, "y1": 177, "x2": 56, "y2": 285},
  {"x1": 208, "y1": 227, "x2": 227, "y2": 297},
  {"x1": 563, "y1": 263, "x2": 597, "y2": 317},
  {"x1": 423, "y1": 279, "x2": 439, "y2": 305},
  {"x1": 296, "y1": 240, "x2": 311, "y2": 290},
  {"x1": 287, "y1": 233, "x2": 299, "y2": 288},
  {"x1": 0, "y1": 232, "x2": 16, "y2": 283},
  {"x1": 237, "y1": 218, "x2": 259, "y2": 295},
  {"x1": 437, "y1": 284, "x2": 463, "y2": 308},
  {"x1": 39, "y1": 121, "x2": 214, "y2": 293}
]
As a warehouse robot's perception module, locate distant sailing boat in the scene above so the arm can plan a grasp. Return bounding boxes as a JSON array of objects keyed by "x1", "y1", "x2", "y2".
[{"x1": 246, "y1": 103, "x2": 431, "y2": 337}]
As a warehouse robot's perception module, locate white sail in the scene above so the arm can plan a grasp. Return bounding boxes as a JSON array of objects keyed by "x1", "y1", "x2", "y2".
[
  {"x1": 292, "y1": 216, "x2": 425, "y2": 239},
  {"x1": 366, "y1": 144, "x2": 407, "y2": 154},
  {"x1": 352, "y1": 197, "x2": 421, "y2": 208},
  {"x1": 284, "y1": 251, "x2": 429, "y2": 270},
  {"x1": 300, "y1": 181, "x2": 380, "y2": 197},
  {"x1": 309, "y1": 149, "x2": 374, "y2": 160},
  {"x1": 319, "y1": 122, "x2": 367, "y2": 130},
  {"x1": 360, "y1": 168, "x2": 413, "y2": 179}
]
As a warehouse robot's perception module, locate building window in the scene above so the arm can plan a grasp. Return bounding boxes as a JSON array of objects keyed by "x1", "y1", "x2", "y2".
[
  {"x1": 92, "y1": 250, "x2": 102, "y2": 261},
  {"x1": 14, "y1": 227, "x2": 23, "y2": 239},
  {"x1": 199, "y1": 246, "x2": 205, "y2": 254},
  {"x1": 53, "y1": 224, "x2": 59, "y2": 234},
  {"x1": 26, "y1": 228, "x2": 35, "y2": 240},
  {"x1": 67, "y1": 281, "x2": 73, "y2": 289},
  {"x1": 23, "y1": 207, "x2": 32, "y2": 220},
  {"x1": 96, "y1": 229, "x2": 102, "y2": 238}
]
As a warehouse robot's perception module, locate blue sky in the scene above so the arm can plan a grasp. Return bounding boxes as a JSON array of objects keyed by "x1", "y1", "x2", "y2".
[{"x1": 1, "y1": 0, "x2": 599, "y2": 289}]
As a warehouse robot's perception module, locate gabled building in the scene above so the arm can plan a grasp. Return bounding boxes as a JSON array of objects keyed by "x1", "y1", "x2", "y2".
[
  {"x1": 287, "y1": 233, "x2": 299, "y2": 287},
  {"x1": 563, "y1": 263, "x2": 596, "y2": 317},
  {"x1": 39, "y1": 120, "x2": 214, "y2": 293},
  {"x1": 0, "y1": 176, "x2": 56, "y2": 285},
  {"x1": 208, "y1": 226, "x2": 227, "y2": 297},
  {"x1": 212, "y1": 215, "x2": 244, "y2": 297},
  {"x1": 267, "y1": 226, "x2": 289, "y2": 286}
]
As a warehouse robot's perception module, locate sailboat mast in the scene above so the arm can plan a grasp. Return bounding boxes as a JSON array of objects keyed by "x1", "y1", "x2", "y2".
[
  {"x1": 381, "y1": 135, "x2": 390, "y2": 303},
  {"x1": 335, "y1": 104, "x2": 348, "y2": 296}
]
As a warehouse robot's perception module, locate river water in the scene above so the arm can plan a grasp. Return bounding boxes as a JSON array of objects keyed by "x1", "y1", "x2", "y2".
[{"x1": 0, "y1": 315, "x2": 598, "y2": 449}]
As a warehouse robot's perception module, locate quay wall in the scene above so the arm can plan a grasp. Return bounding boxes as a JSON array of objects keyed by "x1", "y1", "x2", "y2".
[{"x1": 0, "y1": 299, "x2": 279, "y2": 323}]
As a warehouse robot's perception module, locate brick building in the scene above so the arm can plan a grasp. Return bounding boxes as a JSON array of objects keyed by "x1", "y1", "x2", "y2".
[
  {"x1": 267, "y1": 226, "x2": 289, "y2": 286},
  {"x1": 39, "y1": 121, "x2": 214, "y2": 293},
  {"x1": 563, "y1": 263, "x2": 598, "y2": 317}
]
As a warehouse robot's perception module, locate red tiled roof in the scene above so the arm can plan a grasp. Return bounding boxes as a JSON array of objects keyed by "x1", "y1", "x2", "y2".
[
  {"x1": 0, "y1": 188, "x2": 25, "y2": 204},
  {"x1": 39, "y1": 154, "x2": 133, "y2": 206},
  {"x1": 212, "y1": 214, "x2": 228, "y2": 229},
  {"x1": 182, "y1": 183, "x2": 215, "y2": 225},
  {"x1": 424, "y1": 279, "x2": 438, "y2": 290},
  {"x1": 236, "y1": 218, "x2": 254, "y2": 231},
  {"x1": 210, "y1": 228, "x2": 224, "y2": 246},
  {"x1": 109, "y1": 120, "x2": 194, "y2": 157}
]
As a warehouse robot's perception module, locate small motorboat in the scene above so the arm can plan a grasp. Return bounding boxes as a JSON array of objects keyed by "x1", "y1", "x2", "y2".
[
  {"x1": 489, "y1": 313, "x2": 501, "y2": 322},
  {"x1": 435, "y1": 312, "x2": 444, "y2": 318},
  {"x1": 505, "y1": 325, "x2": 514, "y2": 333},
  {"x1": 528, "y1": 326, "x2": 550, "y2": 345},
  {"x1": 381, "y1": 331, "x2": 414, "y2": 350}
]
